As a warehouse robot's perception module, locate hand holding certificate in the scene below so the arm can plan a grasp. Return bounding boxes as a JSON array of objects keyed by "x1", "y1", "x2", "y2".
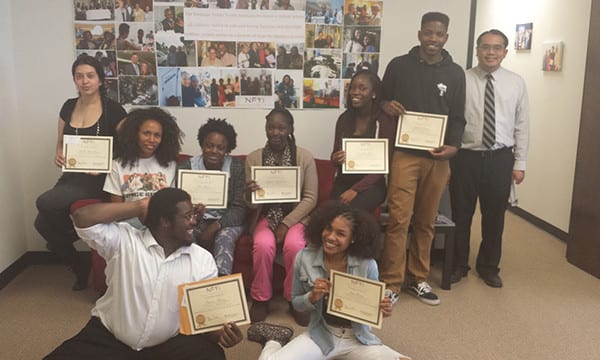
[
  {"x1": 178, "y1": 170, "x2": 228, "y2": 208},
  {"x1": 342, "y1": 139, "x2": 388, "y2": 174},
  {"x1": 251, "y1": 166, "x2": 301, "y2": 204},
  {"x1": 62, "y1": 135, "x2": 112, "y2": 173},
  {"x1": 326, "y1": 270, "x2": 385, "y2": 328},
  {"x1": 395, "y1": 111, "x2": 448, "y2": 150},
  {"x1": 178, "y1": 273, "x2": 250, "y2": 335}
]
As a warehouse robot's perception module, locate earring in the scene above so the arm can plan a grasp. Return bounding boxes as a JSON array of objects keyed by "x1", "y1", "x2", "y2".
[{"x1": 372, "y1": 96, "x2": 376, "y2": 99}]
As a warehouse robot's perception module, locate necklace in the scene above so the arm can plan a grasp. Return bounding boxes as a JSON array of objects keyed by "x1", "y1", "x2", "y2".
[{"x1": 74, "y1": 121, "x2": 100, "y2": 136}]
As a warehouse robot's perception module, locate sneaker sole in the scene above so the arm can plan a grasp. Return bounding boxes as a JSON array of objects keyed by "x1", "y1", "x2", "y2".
[{"x1": 408, "y1": 289, "x2": 441, "y2": 306}]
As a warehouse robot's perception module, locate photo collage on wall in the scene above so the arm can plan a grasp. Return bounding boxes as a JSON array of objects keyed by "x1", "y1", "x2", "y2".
[{"x1": 72, "y1": 0, "x2": 383, "y2": 110}]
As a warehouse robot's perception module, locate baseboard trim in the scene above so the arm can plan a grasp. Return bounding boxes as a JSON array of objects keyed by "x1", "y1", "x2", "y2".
[
  {"x1": 0, "y1": 254, "x2": 29, "y2": 291},
  {"x1": 508, "y1": 206, "x2": 568, "y2": 242},
  {"x1": 0, "y1": 251, "x2": 88, "y2": 291}
]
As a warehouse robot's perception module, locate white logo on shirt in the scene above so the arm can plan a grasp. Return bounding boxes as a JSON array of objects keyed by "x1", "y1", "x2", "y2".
[{"x1": 437, "y1": 83, "x2": 447, "y2": 96}]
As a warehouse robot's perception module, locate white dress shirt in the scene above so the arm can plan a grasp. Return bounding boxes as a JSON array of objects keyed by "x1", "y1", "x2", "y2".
[
  {"x1": 76, "y1": 223, "x2": 218, "y2": 350},
  {"x1": 462, "y1": 66, "x2": 530, "y2": 170}
]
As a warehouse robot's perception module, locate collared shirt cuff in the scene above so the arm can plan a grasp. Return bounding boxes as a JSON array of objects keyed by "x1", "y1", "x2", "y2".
[{"x1": 513, "y1": 160, "x2": 526, "y2": 171}]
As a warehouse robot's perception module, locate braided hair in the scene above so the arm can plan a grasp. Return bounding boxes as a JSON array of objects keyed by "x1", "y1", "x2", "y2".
[
  {"x1": 339, "y1": 69, "x2": 382, "y2": 138},
  {"x1": 264, "y1": 107, "x2": 297, "y2": 165}
]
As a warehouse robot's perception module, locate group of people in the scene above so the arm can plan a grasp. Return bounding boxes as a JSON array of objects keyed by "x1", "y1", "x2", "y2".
[
  {"x1": 344, "y1": 3, "x2": 381, "y2": 26},
  {"x1": 39, "y1": 10, "x2": 529, "y2": 360},
  {"x1": 237, "y1": 43, "x2": 279, "y2": 69},
  {"x1": 114, "y1": 0, "x2": 153, "y2": 23},
  {"x1": 344, "y1": 27, "x2": 378, "y2": 54}
]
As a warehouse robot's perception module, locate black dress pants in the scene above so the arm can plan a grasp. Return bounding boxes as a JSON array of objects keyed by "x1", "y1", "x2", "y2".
[
  {"x1": 34, "y1": 173, "x2": 106, "y2": 266},
  {"x1": 44, "y1": 317, "x2": 225, "y2": 360},
  {"x1": 449, "y1": 148, "x2": 514, "y2": 276}
]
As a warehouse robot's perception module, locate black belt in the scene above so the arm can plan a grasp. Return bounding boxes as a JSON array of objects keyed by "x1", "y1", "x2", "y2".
[{"x1": 462, "y1": 147, "x2": 513, "y2": 158}]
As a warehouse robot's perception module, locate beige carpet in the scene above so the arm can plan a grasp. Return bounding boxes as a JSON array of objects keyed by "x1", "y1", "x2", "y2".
[{"x1": 1, "y1": 211, "x2": 599, "y2": 360}]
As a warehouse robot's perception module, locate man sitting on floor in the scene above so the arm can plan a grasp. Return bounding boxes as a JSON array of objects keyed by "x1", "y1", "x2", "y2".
[{"x1": 44, "y1": 188, "x2": 243, "y2": 360}]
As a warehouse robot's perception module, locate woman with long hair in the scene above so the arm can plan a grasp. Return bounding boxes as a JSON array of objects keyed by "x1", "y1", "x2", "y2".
[
  {"x1": 246, "y1": 107, "x2": 318, "y2": 325},
  {"x1": 103, "y1": 107, "x2": 182, "y2": 227},
  {"x1": 179, "y1": 118, "x2": 247, "y2": 276},
  {"x1": 34, "y1": 55, "x2": 126, "y2": 290},
  {"x1": 248, "y1": 201, "x2": 410, "y2": 360},
  {"x1": 330, "y1": 70, "x2": 395, "y2": 211}
]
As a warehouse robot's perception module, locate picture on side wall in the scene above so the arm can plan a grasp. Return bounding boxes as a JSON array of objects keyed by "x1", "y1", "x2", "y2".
[
  {"x1": 542, "y1": 41, "x2": 563, "y2": 72},
  {"x1": 515, "y1": 22, "x2": 532, "y2": 50}
]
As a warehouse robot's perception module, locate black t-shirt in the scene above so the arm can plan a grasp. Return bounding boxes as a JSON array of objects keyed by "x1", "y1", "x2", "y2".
[{"x1": 60, "y1": 97, "x2": 126, "y2": 137}]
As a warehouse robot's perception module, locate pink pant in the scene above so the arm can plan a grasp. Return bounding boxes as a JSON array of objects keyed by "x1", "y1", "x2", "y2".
[{"x1": 251, "y1": 218, "x2": 306, "y2": 302}]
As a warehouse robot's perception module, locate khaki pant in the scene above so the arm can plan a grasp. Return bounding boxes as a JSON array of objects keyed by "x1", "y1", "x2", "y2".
[{"x1": 380, "y1": 151, "x2": 449, "y2": 291}]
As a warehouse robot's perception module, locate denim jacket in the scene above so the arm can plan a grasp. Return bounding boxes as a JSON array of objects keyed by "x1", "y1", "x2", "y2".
[{"x1": 291, "y1": 246, "x2": 383, "y2": 355}]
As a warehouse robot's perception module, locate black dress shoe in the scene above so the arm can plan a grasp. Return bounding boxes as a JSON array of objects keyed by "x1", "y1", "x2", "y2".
[
  {"x1": 250, "y1": 300, "x2": 270, "y2": 323},
  {"x1": 480, "y1": 273, "x2": 503, "y2": 288},
  {"x1": 450, "y1": 268, "x2": 469, "y2": 284}
]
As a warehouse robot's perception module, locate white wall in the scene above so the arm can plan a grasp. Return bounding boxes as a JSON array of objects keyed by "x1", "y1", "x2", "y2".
[
  {"x1": 474, "y1": 0, "x2": 591, "y2": 232},
  {"x1": 0, "y1": 1, "x2": 27, "y2": 271},
  {"x1": 1, "y1": 0, "x2": 471, "y2": 263}
]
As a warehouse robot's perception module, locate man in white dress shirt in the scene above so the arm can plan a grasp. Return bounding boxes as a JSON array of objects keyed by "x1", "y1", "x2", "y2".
[
  {"x1": 449, "y1": 29, "x2": 529, "y2": 288},
  {"x1": 44, "y1": 188, "x2": 243, "y2": 359}
]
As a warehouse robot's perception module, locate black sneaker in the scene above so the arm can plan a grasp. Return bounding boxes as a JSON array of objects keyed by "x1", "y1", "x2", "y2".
[{"x1": 408, "y1": 281, "x2": 440, "y2": 306}]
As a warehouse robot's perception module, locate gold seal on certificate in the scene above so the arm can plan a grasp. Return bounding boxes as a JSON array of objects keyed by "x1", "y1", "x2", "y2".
[
  {"x1": 327, "y1": 269, "x2": 385, "y2": 329},
  {"x1": 251, "y1": 166, "x2": 301, "y2": 204},
  {"x1": 195, "y1": 314, "x2": 206, "y2": 325},
  {"x1": 333, "y1": 298, "x2": 343, "y2": 310},
  {"x1": 178, "y1": 170, "x2": 228, "y2": 208},
  {"x1": 342, "y1": 138, "x2": 389, "y2": 174},
  {"x1": 395, "y1": 111, "x2": 448, "y2": 150},
  {"x1": 178, "y1": 273, "x2": 250, "y2": 335},
  {"x1": 62, "y1": 135, "x2": 113, "y2": 173}
]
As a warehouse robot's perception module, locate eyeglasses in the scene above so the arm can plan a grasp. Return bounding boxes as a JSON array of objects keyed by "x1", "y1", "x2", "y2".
[{"x1": 478, "y1": 44, "x2": 505, "y2": 52}]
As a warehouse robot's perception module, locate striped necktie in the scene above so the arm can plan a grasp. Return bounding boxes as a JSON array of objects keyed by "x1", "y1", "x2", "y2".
[{"x1": 482, "y1": 74, "x2": 495, "y2": 148}]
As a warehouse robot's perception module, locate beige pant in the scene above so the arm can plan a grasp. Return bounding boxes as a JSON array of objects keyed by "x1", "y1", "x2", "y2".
[{"x1": 380, "y1": 151, "x2": 449, "y2": 291}]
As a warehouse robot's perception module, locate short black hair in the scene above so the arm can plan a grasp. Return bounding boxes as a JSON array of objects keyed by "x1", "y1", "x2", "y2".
[
  {"x1": 118, "y1": 22, "x2": 129, "y2": 36},
  {"x1": 477, "y1": 29, "x2": 509, "y2": 48},
  {"x1": 145, "y1": 188, "x2": 190, "y2": 230},
  {"x1": 421, "y1": 12, "x2": 450, "y2": 29},
  {"x1": 304, "y1": 201, "x2": 382, "y2": 259},
  {"x1": 196, "y1": 118, "x2": 237, "y2": 152},
  {"x1": 345, "y1": 69, "x2": 382, "y2": 112},
  {"x1": 115, "y1": 107, "x2": 183, "y2": 168}
]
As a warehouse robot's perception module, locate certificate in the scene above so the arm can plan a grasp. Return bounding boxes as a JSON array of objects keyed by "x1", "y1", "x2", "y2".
[
  {"x1": 251, "y1": 166, "x2": 301, "y2": 204},
  {"x1": 178, "y1": 273, "x2": 250, "y2": 335},
  {"x1": 342, "y1": 138, "x2": 388, "y2": 174},
  {"x1": 62, "y1": 135, "x2": 112, "y2": 173},
  {"x1": 178, "y1": 170, "x2": 228, "y2": 208},
  {"x1": 327, "y1": 269, "x2": 385, "y2": 329},
  {"x1": 395, "y1": 111, "x2": 448, "y2": 150}
]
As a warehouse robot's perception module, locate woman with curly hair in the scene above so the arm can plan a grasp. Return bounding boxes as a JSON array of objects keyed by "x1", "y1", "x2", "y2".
[
  {"x1": 34, "y1": 55, "x2": 126, "y2": 291},
  {"x1": 103, "y1": 107, "x2": 183, "y2": 227},
  {"x1": 246, "y1": 107, "x2": 318, "y2": 325},
  {"x1": 248, "y1": 201, "x2": 410, "y2": 360},
  {"x1": 330, "y1": 70, "x2": 395, "y2": 212},
  {"x1": 179, "y1": 118, "x2": 247, "y2": 276}
]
